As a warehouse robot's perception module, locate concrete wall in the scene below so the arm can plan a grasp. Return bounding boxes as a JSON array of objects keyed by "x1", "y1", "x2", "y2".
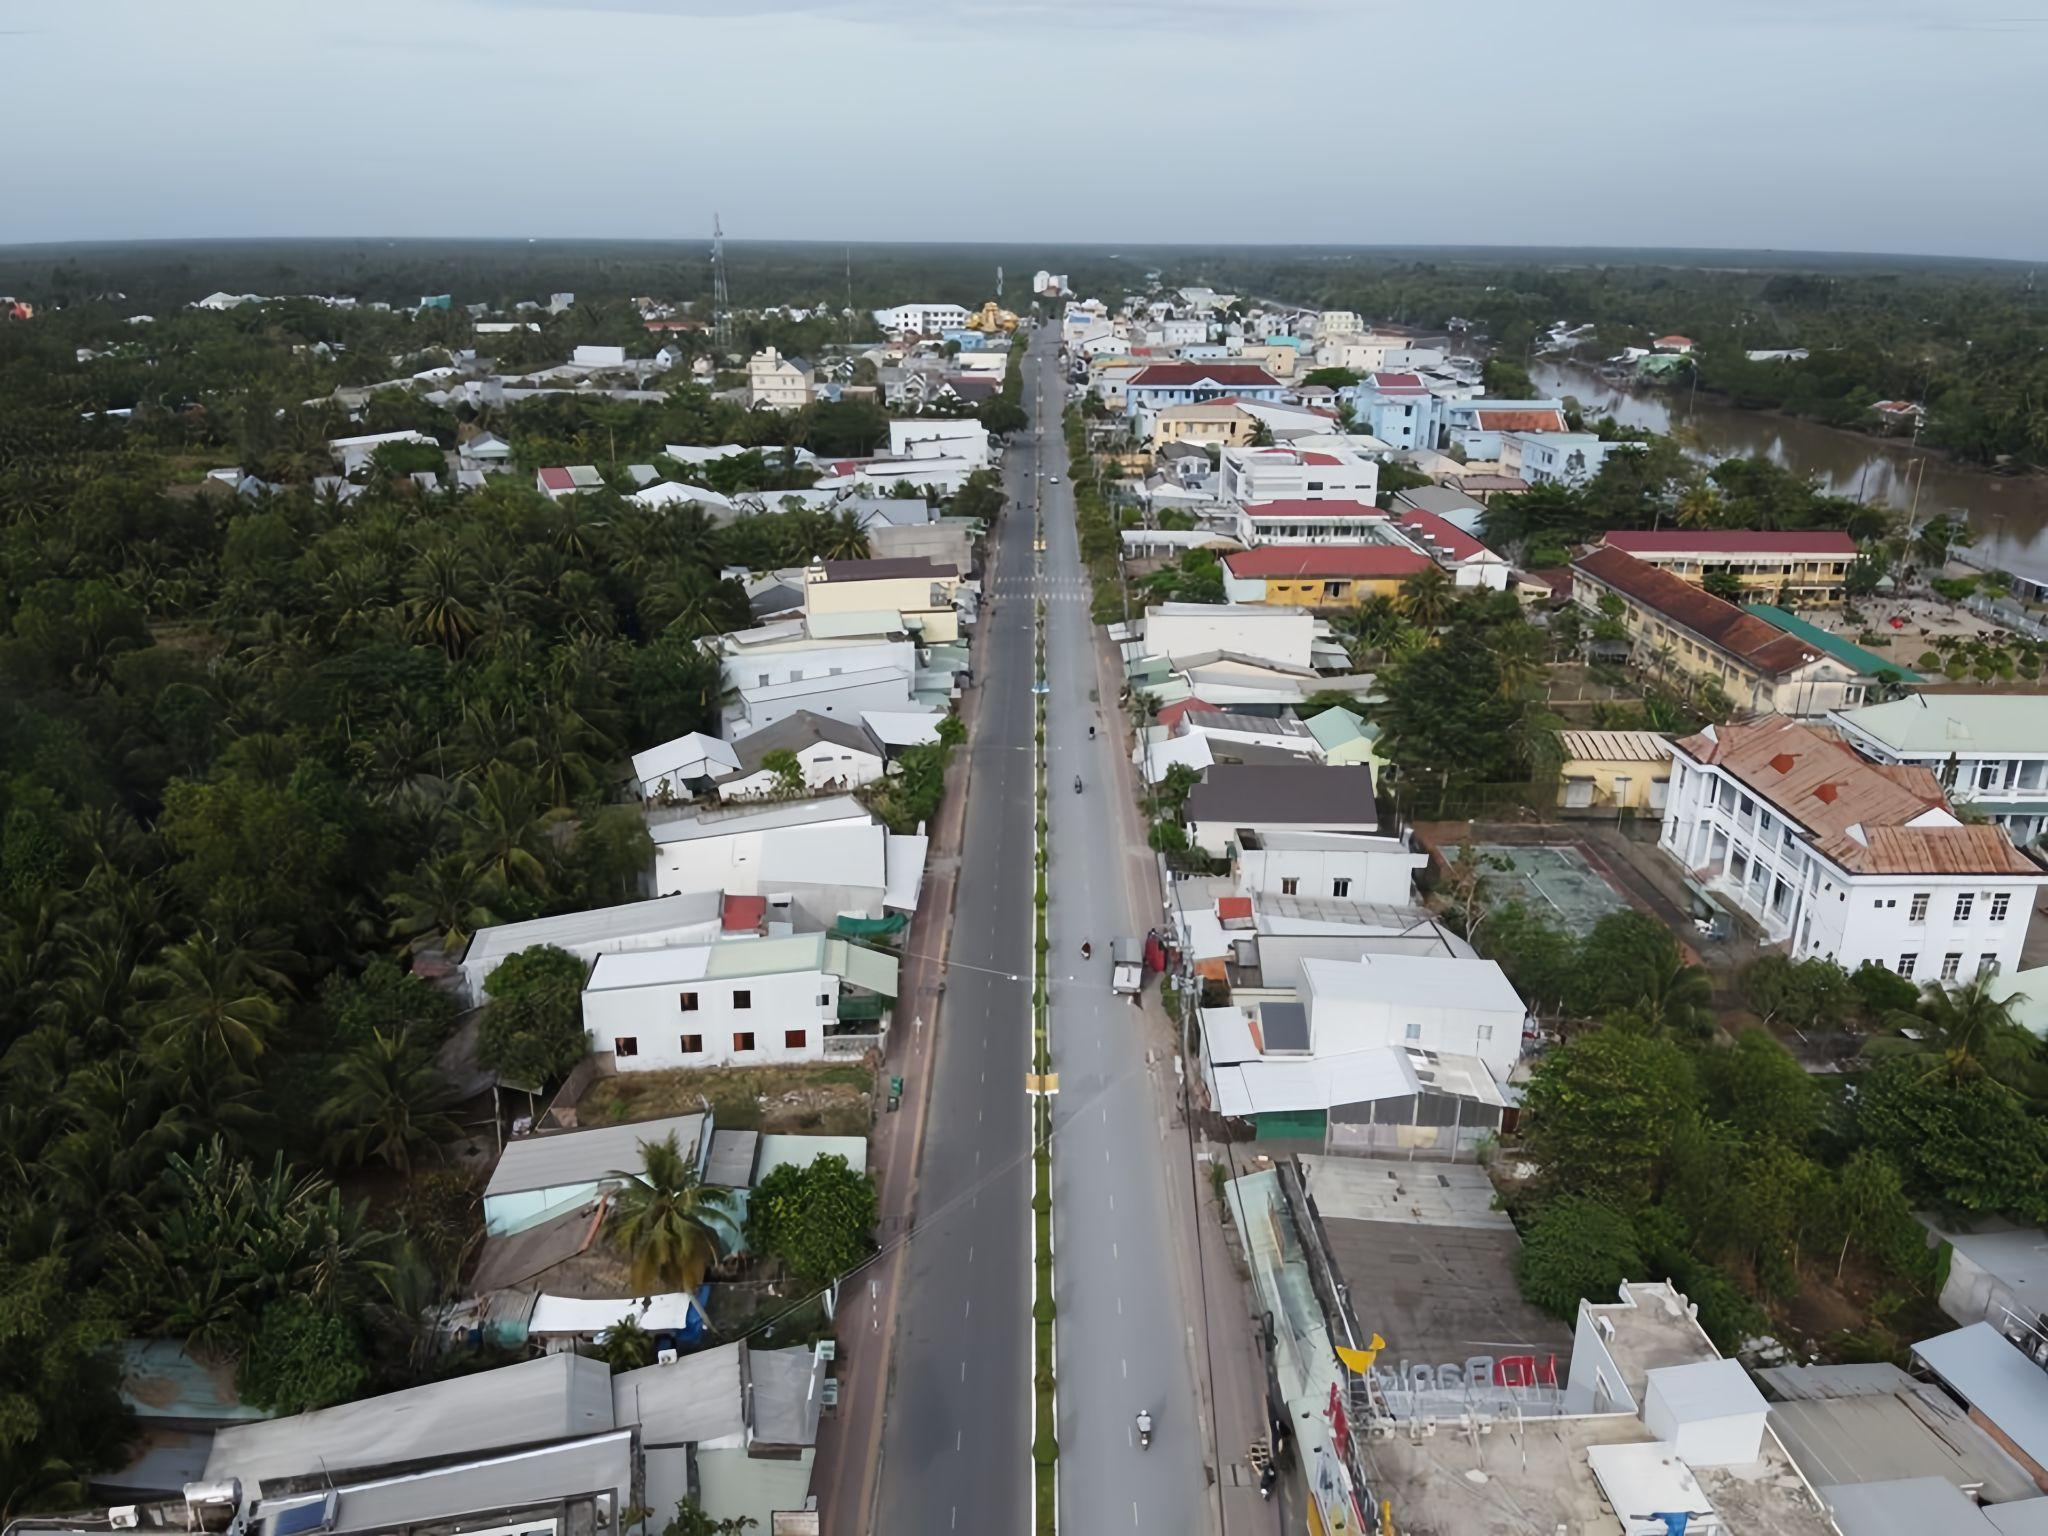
[
  {"x1": 1237, "y1": 841, "x2": 1425, "y2": 907},
  {"x1": 584, "y1": 967, "x2": 840, "y2": 1071}
]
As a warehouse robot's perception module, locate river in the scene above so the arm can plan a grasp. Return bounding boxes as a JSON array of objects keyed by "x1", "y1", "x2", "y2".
[{"x1": 1528, "y1": 360, "x2": 2048, "y2": 586}]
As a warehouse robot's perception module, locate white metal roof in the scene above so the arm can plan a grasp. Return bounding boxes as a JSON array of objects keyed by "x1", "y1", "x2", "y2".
[
  {"x1": 613, "y1": 1342, "x2": 744, "y2": 1446},
  {"x1": 463, "y1": 892, "x2": 724, "y2": 971},
  {"x1": 529, "y1": 1290, "x2": 702, "y2": 1337},
  {"x1": 1211, "y1": 1046, "x2": 1420, "y2": 1118},
  {"x1": 884, "y1": 833, "x2": 929, "y2": 911},
  {"x1": 632, "y1": 731, "x2": 741, "y2": 784},
  {"x1": 586, "y1": 934, "x2": 830, "y2": 992},
  {"x1": 1913, "y1": 1323, "x2": 2048, "y2": 1472},
  {"x1": 1301, "y1": 953, "x2": 1524, "y2": 1016},
  {"x1": 863, "y1": 708, "x2": 945, "y2": 747},
  {"x1": 759, "y1": 821, "x2": 887, "y2": 887},
  {"x1": 649, "y1": 795, "x2": 869, "y2": 845}
]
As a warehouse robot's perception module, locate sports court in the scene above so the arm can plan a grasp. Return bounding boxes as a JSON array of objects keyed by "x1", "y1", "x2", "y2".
[{"x1": 1461, "y1": 842, "x2": 1633, "y2": 937}]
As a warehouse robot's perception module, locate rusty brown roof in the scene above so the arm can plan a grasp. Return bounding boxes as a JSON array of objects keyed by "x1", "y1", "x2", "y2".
[
  {"x1": 1673, "y1": 717, "x2": 2041, "y2": 876},
  {"x1": 1574, "y1": 546, "x2": 1829, "y2": 678}
]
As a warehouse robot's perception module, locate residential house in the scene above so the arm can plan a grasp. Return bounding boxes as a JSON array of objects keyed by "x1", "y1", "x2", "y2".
[
  {"x1": 715, "y1": 623, "x2": 918, "y2": 739},
  {"x1": 483, "y1": 1114, "x2": 710, "y2": 1236},
  {"x1": 647, "y1": 796, "x2": 926, "y2": 928},
  {"x1": 1220, "y1": 442, "x2": 1380, "y2": 505},
  {"x1": 1141, "y1": 602, "x2": 1319, "y2": 671},
  {"x1": 1661, "y1": 716, "x2": 2047, "y2": 975},
  {"x1": 1302, "y1": 952, "x2": 1526, "y2": 1083},
  {"x1": 805, "y1": 556, "x2": 962, "y2": 644},
  {"x1": 1389, "y1": 482, "x2": 1488, "y2": 532},
  {"x1": 1392, "y1": 507, "x2": 1509, "y2": 589},
  {"x1": 1595, "y1": 529, "x2": 1861, "y2": 606},
  {"x1": 1235, "y1": 828, "x2": 1427, "y2": 908},
  {"x1": 747, "y1": 348, "x2": 813, "y2": 411},
  {"x1": 1223, "y1": 396, "x2": 1341, "y2": 442},
  {"x1": 1341, "y1": 372, "x2": 1444, "y2": 452},
  {"x1": 1184, "y1": 763, "x2": 1378, "y2": 857},
  {"x1": 571, "y1": 344, "x2": 627, "y2": 368},
  {"x1": 1221, "y1": 545, "x2": 1432, "y2": 607},
  {"x1": 1556, "y1": 729, "x2": 1674, "y2": 817},
  {"x1": 1305, "y1": 707, "x2": 1385, "y2": 772},
  {"x1": 1232, "y1": 341, "x2": 1299, "y2": 379},
  {"x1": 1230, "y1": 498, "x2": 1388, "y2": 546},
  {"x1": 1149, "y1": 401, "x2": 1258, "y2": 452},
  {"x1": 1440, "y1": 399, "x2": 1569, "y2": 460},
  {"x1": 633, "y1": 731, "x2": 743, "y2": 800},
  {"x1": 887, "y1": 418, "x2": 990, "y2": 468},
  {"x1": 458, "y1": 892, "x2": 726, "y2": 1009},
  {"x1": 1573, "y1": 545, "x2": 1865, "y2": 715},
  {"x1": 868, "y1": 517, "x2": 977, "y2": 577},
  {"x1": 457, "y1": 431, "x2": 513, "y2": 472},
  {"x1": 536, "y1": 464, "x2": 605, "y2": 500},
  {"x1": 582, "y1": 932, "x2": 899, "y2": 1070},
  {"x1": 716, "y1": 711, "x2": 888, "y2": 801},
  {"x1": 1830, "y1": 694, "x2": 2048, "y2": 847},
  {"x1": 1501, "y1": 431, "x2": 1638, "y2": 487}
]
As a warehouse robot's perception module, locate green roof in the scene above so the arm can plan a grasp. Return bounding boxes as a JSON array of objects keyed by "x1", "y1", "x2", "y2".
[
  {"x1": 1305, "y1": 706, "x2": 1366, "y2": 750},
  {"x1": 1744, "y1": 603, "x2": 1923, "y2": 683},
  {"x1": 1834, "y1": 694, "x2": 2048, "y2": 755}
]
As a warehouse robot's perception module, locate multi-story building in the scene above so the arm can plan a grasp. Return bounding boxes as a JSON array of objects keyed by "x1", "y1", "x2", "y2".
[
  {"x1": 1121, "y1": 362, "x2": 1287, "y2": 424},
  {"x1": 1232, "y1": 498, "x2": 1389, "y2": 546},
  {"x1": 1220, "y1": 442, "x2": 1380, "y2": 504},
  {"x1": 1501, "y1": 430, "x2": 1638, "y2": 487},
  {"x1": 1440, "y1": 399, "x2": 1569, "y2": 460},
  {"x1": 1830, "y1": 695, "x2": 2048, "y2": 847},
  {"x1": 1572, "y1": 546, "x2": 1865, "y2": 715},
  {"x1": 1149, "y1": 401, "x2": 1257, "y2": 451},
  {"x1": 582, "y1": 932, "x2": 900, "y2": 1070},
  {"x1": 1595, "y1": 529, "x2": 1861, "y2": 606},
  {"x1": 746, "y1": 347, "x2": 813, "y2": 410},
  {"x1": 1221, "y1": 545, "x2": 1433, "y2": 608},
  {"x1": 872, "y1": 302, "x2": 971, "y2": 336},
  {"x1": 1660, "y1": 716, "x2": 2046, "y2": 976},
  {"x1": 1341, "y1": 372, "x2": 1444, "y2": 452}
]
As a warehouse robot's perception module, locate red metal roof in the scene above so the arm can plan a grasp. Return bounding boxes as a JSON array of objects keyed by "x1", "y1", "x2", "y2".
[
  {"x1": 1573, "y1": 547, "x2": 1822, "y2": 676},
  {"x1": 1395, "y1": 508, "x2": 1493, "y2": 564},
  {"x1": 1301, "y1": 451, "x2": 1341, "y2": 465},
  {"x1": 1600, "y1": 530, "x2": 1859, "y2": 557},
  {"x1": 1225, "y1": 546, "x2": 1433, "y2": 580},
  {"x1": 722, "y1": 893, "x2": 767, "y2": 932},
  {"x1": 1128, "y1": 363, "x2": 1280, "y2": 387},
  {"x1": 1240, "y1": 499, "x2": 1381, "y2": 519},
  {"x1": 537, "y1": 466, "x2": 575, "y2": 490},
  {"x1": 1216, "y1": 896, "x2": 1254, "y2": 921},
  {"x1": 1156, "y1": 698, "x2": 1222, "y2": 728},
  {"x1": 1475, "y1": 409, "x2": 1566, "y2": 433}
]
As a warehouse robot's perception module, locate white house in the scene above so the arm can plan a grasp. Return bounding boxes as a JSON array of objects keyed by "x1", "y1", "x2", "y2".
[
  {"x1": 1660, "y1": 717, "x2": 2048, "y2": 979},
  {"x1": 571, "y1": 344, "x2": 628, "y2": 368},
  {"x1": 730, "y1": 666, "x2": 914, "y2": 741},
  {"x1": 887, "y1": 418, "x2": 990, "y2": 468},
  {"x1": 1184, "y1": 763, "x2": 1379, "y2": 858},
  {"x1": 1440, "y1": 400, "x2": 1570, "y2": 460},
  {"x1": 826, "y1": 456, "x2": 977, "y2": 498},
  {"x1": 632, "y1": 731, "x2": 742, "y2": 800},
  {"x1": 647, "y1": 796, "x2": 927, "y2": 928},
  {"x1": 1235, "y1": 829, "x2": 1427, "y2": 909},
  {"x1": 716, "y1": 711, "x2": 887, "y2": 801},
  {"x1": 537, "y1": 465, "x2": 605, "y2": 499},
  {"x1": 1220, "y1": 443, "x2": 1379, "y2": 505},
  {"x1": 747, "y1": 349, "x2": 813, "y2": 411},
  {"x1": 329, "y1": 429, "x2": 439, "y2": 474},
  {"x1": 1392, "y1": 507, "x2": 1510, "y2": 589},
  {"x1": 1829, "y1": 695, "x2": 2048, "y2": 848},
  {"x1": 1301, "y1": 953, "x2": 1527, "y2": 1083},
  {"x1": 1500, "y1": 431, "x2": 1640, "y2": 488},
  {"x1": 715, "y1": 625, "x2": 918, "y2": 738},
  {"x1": 457, "y1": 892, "x2": 727, "y2": 1009},
  {"x1": 873, "y1": 303, "x2": 971, "y2": 337},
  {"x1": 582, "y1": 932, "x2": 901, "y2": 1071},
  {"x1": 1230, "y1": 499, "x2": 1388, "y2": 547},
  {"x1": 1141, "y1": 603, "x2": 1318, "y2": 671}
]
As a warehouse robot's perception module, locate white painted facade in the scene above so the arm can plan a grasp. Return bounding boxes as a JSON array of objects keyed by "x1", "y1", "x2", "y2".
[
  {"x1": 583, "y1": 953, "x2": 843, "y2": 1071},
  {"x1": 1659, "y1": 746, "x2": 2044, "y2": 979},
  {"x1": 729, "y1": 667, "x2": 914, "y2": 740},
  {"x1": 1500, "y1": 431, "x2": 1639, "y2": 488},
  {"x1": 1828, "y1": 696, "x2": 2048, "y2": 848},
  {"x1": 1299, "y1": 955, "x2": 1526, "y2": 1084},
  {"x1": 717, "y1": 739, "x2": 887, "y2": 801},
  {"x1": 1235, "y1": 833, "x2": 1427, "y2": 908},
  {"x1": 873, "y1": 303, "x2": 971, "y2": 336},
  {"x1": 1141, "y1": 603, "x2": 1316, "y2": 670},
  {"x1": 747, "y1": 348, "x2": 813, "y2": 411},
  {"x1": 1220, "y1": 444, "x2": 1379, "y2": 505}
]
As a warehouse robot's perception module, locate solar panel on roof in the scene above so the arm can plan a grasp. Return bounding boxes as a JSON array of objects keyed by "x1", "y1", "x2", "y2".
[{"x1": 268, "y1": 1492, "x2": 337, "y2": 1536}]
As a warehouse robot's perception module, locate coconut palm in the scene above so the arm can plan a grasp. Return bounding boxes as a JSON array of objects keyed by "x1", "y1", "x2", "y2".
[
  {"x1": 139, "y1": 929, "x2": 284, "y2": 1074},
  {"x1": 459, "y1": 764, "x2": 568, "y2": 894},
  {"x1": 814, "y1": 510, "x2": 870, "y2": 562},
  {"x1": 319, "y1": 1030, "x2": 461, "y2": 1174},
  {"x1": 385, "y1": 852, "x2": 504, "y2": 957},
  {"x1": 1396, "y1": 564, "x2": 1456, "y2": 629},
  {"x1": 1866, "y1": 973, "x2": 2041, "y2": 1089},
  {"x1": 401, "y1": 543, "x2": 485, "y2": 653},
  {"x1": 609, "y1": 1133, "x2": 737, "y2": 1294}
]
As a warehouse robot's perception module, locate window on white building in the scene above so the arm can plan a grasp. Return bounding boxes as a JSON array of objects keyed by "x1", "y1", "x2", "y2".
[
  {"x1": 1404, "y1": 1022, "x2": 1421, "y2": 1041},
  {"x1": 1990, "y1": 893, "x2": 2011, "y2": 922},
  {"x1": 1282, "y1": 877, "x2": 1299, "y2": 895},
  {"x1": 1954, "y1": 894, "x2": 1974, "y2": 922},
  {"x1": 1477, "y1": 1025, "x2": 1494, "y2": 1041},
  {"x1": 1897, "y1": 953, "x2": 1917, "y2": 978},
  {"x1": 1909, "y1": 893, "x2": 1928, "y2": 922},
  {"x1": 733, "y1": 1031, "x2": 757, "y2": 1052},
  {"x1": 1333, "y1": 878, "x2": 1351, "y2": 898},
  {"x1": 1978, "y1": 955, "x2": 2001, "y2": 979},
  {"x1": 615, "y1": 1036, "x2": 639, "y2": 1057},
  {"x1": 1941, "y1": 953, "x2": 1962, "y2": 981}
]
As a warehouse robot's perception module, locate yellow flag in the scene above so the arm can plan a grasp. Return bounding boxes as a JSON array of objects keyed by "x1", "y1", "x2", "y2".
[{"x1": 1334, "y1": 1334, "x2": 1386, "y2": 1374}]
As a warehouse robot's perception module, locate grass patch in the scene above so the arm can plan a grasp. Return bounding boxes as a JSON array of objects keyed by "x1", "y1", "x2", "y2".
[{"x1": 579, "y1": 1061, "x2": 874, "y2": 1135}]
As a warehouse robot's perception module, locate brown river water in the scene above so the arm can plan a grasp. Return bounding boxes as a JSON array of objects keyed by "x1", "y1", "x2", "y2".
[{"x1": 1529, "y1": 360, "x2": 2048, "y2": 586}]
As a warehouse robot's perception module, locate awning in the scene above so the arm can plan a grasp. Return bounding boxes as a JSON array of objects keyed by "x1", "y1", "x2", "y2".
[{"x1": 834, "y1": 913, "x2": 908, "y2": 938}]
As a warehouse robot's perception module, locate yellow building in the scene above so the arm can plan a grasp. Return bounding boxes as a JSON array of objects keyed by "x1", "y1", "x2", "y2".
[
  {"x1": 963, "y1": 300, "x2": 1019, "y2": 333},
  {"x1": 1149, "y1": 402, "x2": 1258, "y2": 452},
  {"x1": 1557, "y1": 730, "x2": 1674, "y2": 816},
  {"x1": 1221, "y1": 546, "x2": 1433, "y2": 608},
  {"x1": 804, "y1": 556, "x2": 961, "y2": 644},
  {"x1": 1595, "y1": 530, "x2": 1859, "y2": 606}
]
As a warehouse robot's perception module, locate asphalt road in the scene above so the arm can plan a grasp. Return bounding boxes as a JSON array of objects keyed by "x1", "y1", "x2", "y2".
[
  {"x1": 1035, "y1": 355, "x2": 1211, "y2": 1532},
  {"x1": 869, "y1": 346, "x2": 1040, "y2": 1536}
]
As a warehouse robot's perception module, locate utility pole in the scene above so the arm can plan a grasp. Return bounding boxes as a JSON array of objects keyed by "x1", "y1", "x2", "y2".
[{"x1": 711, "y1": 214, "x2": 732, "y2": 353}]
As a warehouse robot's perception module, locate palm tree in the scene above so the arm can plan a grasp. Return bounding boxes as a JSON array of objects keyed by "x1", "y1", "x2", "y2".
[
  {"x1": 645, "y1": 562, "x2": 733, "y2": 638},
  {"x1": 140, "y1": 929, "x2": 284, "y2": 1073},
  {"x1": 385, "y1": 853, "x2": 503, "y2": 957},
  {"x1": 459, "y1": 764, "x2": 568, "y2": 894},
  {"x1": 814, "y1": 510, "x2": 870, "y2": 562},
  {"x1": 1673, "y1": 485, "x2": 1724, "y2": 529},
  {"x1": 1333, "y1": 595, "x2": 1402, "y2": 663},
  {"x1": 319, "y1": 1031, "x2": 461, "y2": 1174},
  {"x1": 1397, "y1": 565, "x2": 1455, "y2": 629},
  {"x1": 1866, "y1": 973, "x2": 2039, "y2": 1088},
  {"x1": 609, "y1": 1133, "x2": 737, "y2": 1294},
  {"x1": 402, "y1": 543, "x2": 485, "y2": 653}
]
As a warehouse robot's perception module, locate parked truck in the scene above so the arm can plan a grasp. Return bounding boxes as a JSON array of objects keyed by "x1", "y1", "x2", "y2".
[{"x1": 1111, "y1": 937, "x2": 1145, "y2": 995}]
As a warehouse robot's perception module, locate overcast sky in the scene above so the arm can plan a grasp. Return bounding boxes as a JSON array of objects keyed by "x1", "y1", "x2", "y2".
[{"x1": 3, "y1": 0, "x2": 2044, "y2": 259}]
